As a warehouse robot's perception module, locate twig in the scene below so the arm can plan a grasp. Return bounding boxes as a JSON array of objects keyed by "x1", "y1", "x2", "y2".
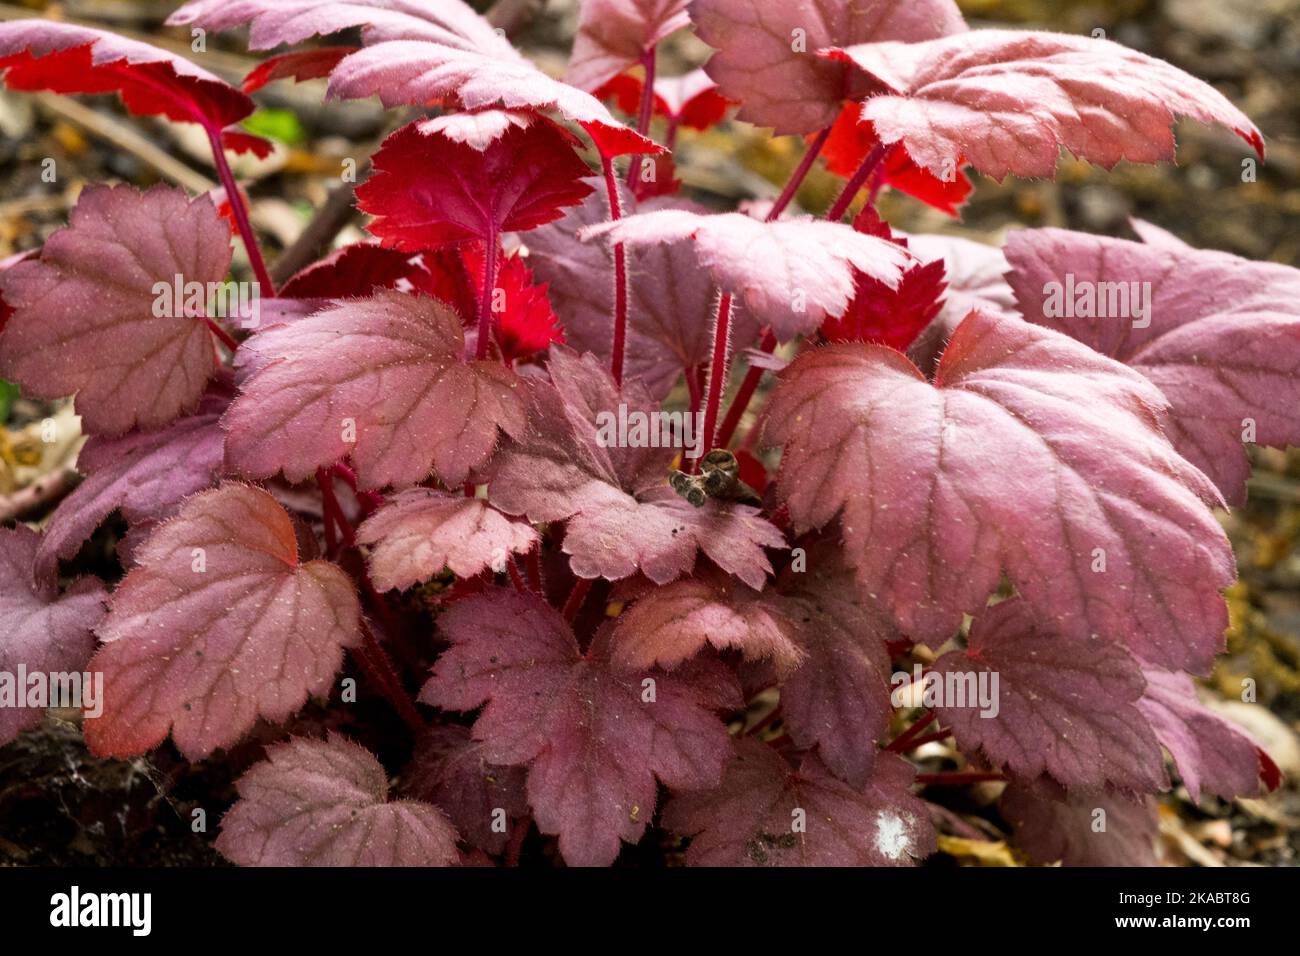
[{"x1": 269, "y1": 175, "x2": 366, "y2": 285}]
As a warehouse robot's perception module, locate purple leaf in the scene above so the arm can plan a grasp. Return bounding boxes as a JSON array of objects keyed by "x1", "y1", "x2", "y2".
[
  {"x1": 217, "y1": 734, "x2": 459, "y2": 866},
  {"x1": 1002, "y1": 780, "x2": 1158, "y2": 867},
  {"x1": 419, "y1": 588, "x2": 739, "y2": 866},
  {"x1": 568, "y1": 0, "x2": 690, "y2": 92},
  {"x1": 763, "y1": 311, "x2": 1235, "y2": 674},
  {"x1": 1005, "y1": 227, "x2": 1300, "y2": 504},
  {"x1": 663, "y1": 738, "x2": 935, "y2": 866}
]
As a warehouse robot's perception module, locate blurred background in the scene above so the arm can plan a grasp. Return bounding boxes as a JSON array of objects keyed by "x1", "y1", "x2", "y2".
[{"x1": 1, "y1": 0, "x2": 1297, "y2": 866}]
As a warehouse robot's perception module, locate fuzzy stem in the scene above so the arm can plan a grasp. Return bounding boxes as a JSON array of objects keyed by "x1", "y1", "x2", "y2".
[
  {"x1": 525, "y1": 546, "x2": 543, "y2": 593},
  {"x1": 714, "y1": 329, "x2": 776, "y2": 449},
  {"x1": 626, "y1": 45, "x2": 658, "y2": 190},
  {"x1": 475, "y1": 228, "x2": 499, "y2": 361},
  {"x1": 601, "y1": 155, "x2": 630, "y2": 385},
  {"x1": 506, "y1": 557, "x2": 527, "y2": 593},
  {"x1": 885, "y1": 710, "x2": 937, "y2": 754},
  {"x1": 826, "y1": 142, "x2": 887, "y2": 222},
  {"x1": 317, "y1": 467, "x2": 343, "y2": 558},
  {"x1": 203, "y1": 125, "x2": 274, "y2": 294},
  {"x1": 562, "y1": 577, "x2": 594, "y2": 621},
  {"x1": 204, "y1": 317, "x2": 240, "y2": 354},
  {"x1": 355, "y1": 620, "x2": 425, "y2": 734},
  {"x1": 768, "y1": 125, "x2": 831, "y2": 219},
  {"x1": 688, "y1": 292, "x2": 733, "y2": 474}
]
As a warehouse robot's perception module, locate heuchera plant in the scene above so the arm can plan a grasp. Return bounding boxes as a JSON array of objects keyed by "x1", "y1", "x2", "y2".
[{"x1": 0, "y1": 0, "x2": 1293, "y2": 867}]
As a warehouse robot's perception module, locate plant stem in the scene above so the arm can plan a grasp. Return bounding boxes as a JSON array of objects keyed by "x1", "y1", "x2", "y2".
[
  {"x1": 317, "y1": 467, "x2": 342, "y2": 558},
  {"x1": 767, "y1": 125, "x2": 831, "y2": 219},
  {"x1": 601, "y1": 154, "x2": 630, "y2": 385},
  {"x1": 525, "y1": 546, "x2": 542, "y2": 593},
  {"x1": 205, "y1": 317, "x2": 239, "y2": 354},
  {"x1": 355, "y1": 620, "x2": 425, "y2": 734},
  {"x1": 562, "y1": 577, "x2": 593, "y2": 621},
  {"x1": 507, "y1": 557, "x2": 527, "y2": 593},
  {"x1": 900, "y1": 727, "x2": 954, "y2": 752},
  {"x1": 688, "y1": 291, "x2": 733, "y2": 474},
  {"x1": 203, "y1": 125, "x2": 274, "y2": 294},
  {"x1": 826, "y1": 142, "x2": 887, "y2": 222},
  {"x1": 915, "y1": 771, "x2": 1006, "y2": 786},
  {"x1": 885, "y1": 710, "x2": 937, "y2": 753},
  {"x1": 476, "y1": 227, "x2": 499, "y2": 360},
  {"x1": 626, "y1": 45, "x2": 658, "y2": 190}
]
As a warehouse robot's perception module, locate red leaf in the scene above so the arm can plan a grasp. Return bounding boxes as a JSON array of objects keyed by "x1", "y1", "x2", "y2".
[
  {"x1": 0, "y1": 527, "x2": 106, "y2": 747},
  {"x1": 688, "y1": 0, "x2": 967, "y2": 135},
  {"x1": 36, "y1": 387, "x2": 230, "y2": 581},
  {"x1": 931, "y1": 598, "x2": 1166, "y2": 791},
  {"x1": 404, "y1": 726, "x2": 529, "y2": 855},
  {"x1": 357, "y1": 119, "x2": 595, "y2": 251},
  {"x1": 0, "y1": 20, "x2": 254, "y2": 131},
  {"x1": 356, "y1": 488, "x2": 539, "y2": 591},
  {"x1": 602, "y1": 69, "x2": 731, "y2": 131},
  {"x1": 528, "y1": 189, "x2": 761, "y2": 397},
  {"x1": 567, "y1": 0, "x2": 690, "y2": 92},
  {"x1": 1005, "y1": 227, "x2": 1300, "y2": 504},
  {"x1": 1002, "y1": 780, "x2": 1158, "y2": 867},
  {"x1": 488, "y1": 350, "x2": 785, "y2": 588},
  {"x1": 242, "y1": 46, "x2": 356, "y2": 92},
  {"x1": 278, "y1": 243, "x2": 427, "y2": 298},
  {"x1": 763, "y1": 311, "x2": 1235, "y2": 674},
  {"x1": 1137, "y1": 668, "x2": 1271, "y2": 803},
  {"x1": 217, "y1": 734, "x2": 459, "y2": 866},
  {"x1": 821, "y1": 105, "x2": 971, "y2": 215},
  {"x1": 663, "y1": 738, "x2": 935, "y2": 866},
  {"x1": 825, "y1": 30, "x2": 1265, "y2": 181},
  {"x1": 582, "y1": 209, "x2": 913, "y2": 340},
  {"x1": 84, "y1": 484, "x2": 362, "y2": 759},
  {"x1": 460, "y1": 244, "x2": 566, "y2": 360},
  {"x1": 419, "y1": 588, "x2": 740, "y2": 866},
  {"x1": 225, "y1": 290, "x2": 526, "y2": 490},
  {"x1": 819, "y1": 209, "x2": 946, "y2": 351},
  {"x1": 0, "y1": 184, "x2": 231, "y2": 435}
]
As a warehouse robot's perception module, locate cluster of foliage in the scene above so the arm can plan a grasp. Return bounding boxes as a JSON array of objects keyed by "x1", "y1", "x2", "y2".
[{"x1": 0, "y1": 0, "x2": 1294, "y2": 866}]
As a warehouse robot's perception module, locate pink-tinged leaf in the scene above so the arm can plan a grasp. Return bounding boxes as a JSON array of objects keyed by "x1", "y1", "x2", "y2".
[
  {"x1": 326, "y1": 41, "x2": 661, "y2": 158},
  {"x1": 404, "y1": 725, "x2": 529, "y2": 855},
  {"x1": 169, "y1": 0, "x2": 517, "y2": 55},
  {"x1": 0, "y1": 19, "x2": 253, "y2": 130},
  {"x1": 1137, "y1": 668, "x2": 1269, "y2": 803},
  {"x1": 356, "y1": 489, "x2": 539, "y2": 591},
  {"x1": 820, "y1": 209, "x2": 946, "y2": 351},
  {"x1": 357, "y1": 119, "x2": 595, "y2": 251},
  {"x1": 582, "y1": 210, "x2": 913, "y2": 340},
  {"x1": 610, "y1": 575, "x2": 804, "y2": 673},
  {"x1": 826, "y1": 30, "x2": 1264, "y2": 181},
  {"x1": 1005, "y1": 227, "x2": 1300, "y2": 504},
  {"x1": 417, "y1": 108, "x2": 535, "y2": 151},
  {"x1": 527, "y1": 189, "x2": 761, "y2": 398},
  {"x1": 0, "y1": 527, "x2": 106, "y2": 747},
  {"x1": 0, "y1": 184, "x2": 231, "y2": 436},
  {"x1": 242, "y1": 46, "x2": 356, "y2": 92},
  {"x1": 278, "y1": 243, "x2": 426, "y2": 298},
  {"x1": 821, "y1": 106, "x2": 972, "y2": 215},
  {"x1": 217, "y1": 734, "x2": 458, "y2": 866},
  {"x1": 1002, "y1": 780, "x2": 1158, "y2": 866},
  {"x1": 775, "y1": 560, "x2": 894, "y2": 788},
  {"x1": 931, "y1": 598, "x2": 1166, "y2": 791},
  {"x1": 763, "y1": 311, "x2": 1235, "y2": 673},
  {"x1": 689, "y1": 0, "x2": 966, "y2": 135},
  {"x1": 488, "y1": 350, "x2": 784, "y2": 588},
  {"x1": 420, "y1": 588, "x2": 740, "y2": 866},
  {"x1": 1128, "y1": 217, "x2": 1191, "y2": 251},
  {"x1": 84, "y1": 483, "x2": 361, "y2": 760},
  {"x1": 664, "y1": 738, "x2": 935, "y2": 866},
  {"x1": 225, "y1": 290, "x2": 526, "y2": 490},
  {"x1": 567, "y1": 0, "x2": 689, "y2": 92},
  {"x1": 35, "y1": 388, "x2": 230, "y2": 581}
]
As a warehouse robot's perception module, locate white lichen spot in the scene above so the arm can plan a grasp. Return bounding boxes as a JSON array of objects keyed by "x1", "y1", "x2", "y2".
[{"x1": 874, "y1": 811, "x2": 913, "y2": 862}]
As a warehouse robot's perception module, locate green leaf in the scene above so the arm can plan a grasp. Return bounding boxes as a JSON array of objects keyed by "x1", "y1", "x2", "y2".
[{"x1": 241, "y1": 108, "x2": 305, "y2": 147}]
